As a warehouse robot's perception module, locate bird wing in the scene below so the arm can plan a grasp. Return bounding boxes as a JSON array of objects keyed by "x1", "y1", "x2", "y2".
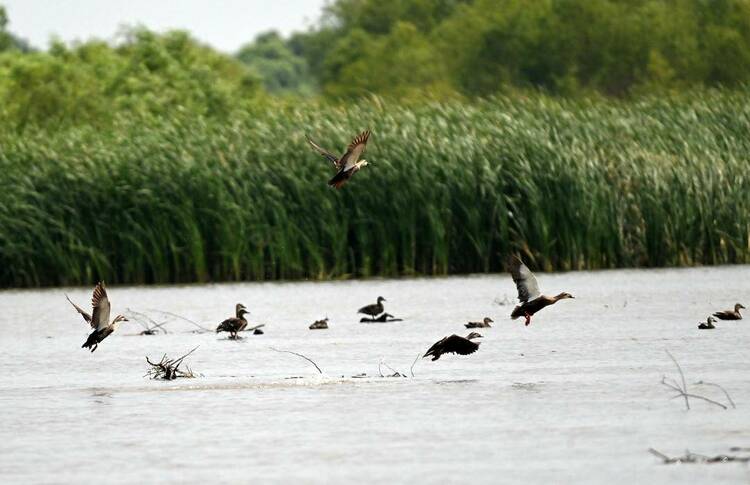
[
  {"x1": 508, "y1": 255, "x2": 541, "y2": 303},
  {"x1": 423, "y1": 336, "x2": 448, "y2": 358},
  {"x1": 338, "y1": 130, "x2": 370, "y2": 171},
  {"x1": 90, "y1": 282, "x2": 111, "y2": 331},
  {"x1": 66, "y1": 294, "x2": 93, "y2": 327},
  {"x1": 443, "y1": 335, "x2": 480, "y2": 356},
  {"x1": 218, "y1": 317, "x2": 243, "y2": 331},
  {"x1": 358, "y1": 303, "x2": 377, "y2": 314},
  {"x1": 306, "y1": 135, "x2": 341, "y2": 168}
]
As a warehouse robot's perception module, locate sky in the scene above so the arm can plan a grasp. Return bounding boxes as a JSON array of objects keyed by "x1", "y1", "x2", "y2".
[{"x1": 2, "y1": 0, "x2": 329, "y2": 52}]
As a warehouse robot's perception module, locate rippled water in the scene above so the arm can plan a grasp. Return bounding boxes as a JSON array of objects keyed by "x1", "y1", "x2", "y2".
[{"x1": 1, "y1": 267, "x2": 750, "y2": 484}]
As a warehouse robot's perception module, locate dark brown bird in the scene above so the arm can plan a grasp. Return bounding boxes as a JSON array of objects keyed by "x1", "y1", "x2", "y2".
[
  {"x1": 713, "y1": 303, "x2": 745, "y2": 320},
  {"x1": 698, "y1": 316, "x2": 717, "y2": 329},
  {"x1": 309, "y1": 317, "x2": 329, "y2": 330},
  {"x1": 306, "y1": 130, "x2": 371, "y2": 189},
  {"x1": 360, "y1": 312, "x2": 402, "y2": 323},
  {"x1": 67, "y1": 282, "x2": 128, "y2": 352},
  {"x1": 465, "y1": 317, "x2": 493, "y2": 329},
  {"x1": 357, "y1": 296, "x2": 386, "y2": 321},
  {"x1": 508, "y1": 256, "x2": 574, "y2": 326},
  {"x1": 423, "y1": 332, "x2": 482, "y2": 361},
  {"x1": 216, "y1": 303, "x2": 249, "y2": 339}
]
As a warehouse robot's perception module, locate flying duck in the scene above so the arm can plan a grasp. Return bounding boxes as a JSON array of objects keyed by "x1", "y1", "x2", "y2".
[
  {"x1": 360, "y1": 312, "x2": 402, "y2": 323},
  {"x1": 423, "y1": 332, "x2": 482, "y2": 361},
  {"x1": 508, "y1": 255, "x2": 574, "y2": 326},
  {"x1": 713, "y1": 303, "x2": 745, "y2": 320},
  {"x1": 66, "y1": 282, "x2": 128, "y2": 352},
  {"x1": 465, "y1": 317, "x2": 493, "y2": 329},
  {"x1": 309, "y1": 317, "x2": 329, "y2": 330},
  {"x1": 216, "y1": 303, "x2": 249, "y2": 339},
  {"x1": 358, "y1": 296, "x2": 386, "y2": 321},
  {"x1": 698, "y1": 316, "x2": 717, "y2": 329},
  {"x1": 306, "y1": 130, "x2": 371, "y2": 188}
]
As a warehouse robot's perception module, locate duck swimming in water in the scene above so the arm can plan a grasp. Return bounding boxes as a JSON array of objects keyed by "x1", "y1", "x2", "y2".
[
  {"x1": 306, "y1": 130, "x2": 371, "y2": 189},
  {"x1": 508, "y1": 255, "x2": 574, "y2": 326},
  {"x1": 698, "y1": 316, "x2": 717, "y2": 329},
  {"x1": 713, "y1": 303, "x2": 745, "y2": 320},
  {"x1": 360, "y1": 312, "x2": 402, "y2": 323},
  {"x1": 358, "y1": 296, "x2": 386, "y2": 321},
  {"x1": 216, "y1": 303, "x2": 249, "y2": 339},
  {"x1": 465, "y1": 317, "x2": 493, "y2": 329},
  {"x1": 66, "y1": 282, "x2": 128, "y2": 352},
  {"x1": 309, "y1": 317, "x2": 329, "y2": 330},
  {"x1": 423, "y1": 332, "x2": 482, "y2": 361}
]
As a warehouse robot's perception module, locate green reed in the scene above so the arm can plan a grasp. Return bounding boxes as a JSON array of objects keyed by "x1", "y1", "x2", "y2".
[{"x1": 0, "y1": 89, "x2": 748, "y2": 287}]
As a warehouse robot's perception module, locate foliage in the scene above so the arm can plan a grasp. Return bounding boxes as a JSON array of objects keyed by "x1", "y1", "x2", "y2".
[
  {"x1": 236, "y1": 31, "x2": 315, "y2": 94},
  {"x1": 0, "y1": 90, "x2": 748, "y2": 287}
]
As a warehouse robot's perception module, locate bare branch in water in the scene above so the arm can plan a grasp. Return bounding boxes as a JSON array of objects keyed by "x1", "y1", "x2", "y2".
[
  {"x1": 269, "y1": 347, "x2": 323, "y2": 374},
  {"x1": 649, "y1": 448, "x2": 750, "y2": 464},
  {"x1": 126, "y1": 308, "x2": 170, "y2": 334},
  {"x1": 665, "y1": 350, "x2": 689, "y2": 410},
  {"x1": 145, "y1": 309, "x2": 212, "y2": 332},
  {"x1": 145, "y1": 346, "x2": 200, "y2": 380},
  {"x1": 410, "y1": 353, "x2": 420, "y2": 378},
  {"x1": 662, "y1": 350, "x2": 732, "y2": 410},
  {"x1": 695, "y1": 381, "x2": 736, "y2": 409}
]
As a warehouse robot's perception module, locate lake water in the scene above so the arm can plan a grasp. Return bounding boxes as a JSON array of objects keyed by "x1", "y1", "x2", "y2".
[{"x1": 1, "y1": 266, "x2": 749, "y2": 484}]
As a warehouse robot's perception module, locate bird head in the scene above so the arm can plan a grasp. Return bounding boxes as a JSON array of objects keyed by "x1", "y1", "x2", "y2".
[
  {"x1": 238, "y1": 308, "x2": 250, "y2": 317},
  {"x1": 736, "y1": 303, "x2": 746, "y2": 311},
  {"x1": 707, "y1": 316, "x2": 717, "y2": 323},
  {"x1": 484, "y1": 317, "x2": 494, "y2": 324},
  {"x1": 556, "y1": 292, "x2": 575, "y2": 300},
  {"x1": 377, "y1": 296, "x2": 386, "y2": 303},
  {"x1": 112, "y1": 314, "x2": 128, "y2": 329},
  {"x1": 466, "y1": 332, "x2": 483, "y2": 340}
]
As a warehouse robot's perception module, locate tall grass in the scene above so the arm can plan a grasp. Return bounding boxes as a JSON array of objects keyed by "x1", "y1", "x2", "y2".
[{"x1": 0, "y1": 89, "x2": 748, "y2": 287}]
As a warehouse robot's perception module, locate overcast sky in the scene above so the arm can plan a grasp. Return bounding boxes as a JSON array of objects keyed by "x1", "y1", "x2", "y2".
[{"x1": 2, "y1": 0, "x2": 329, "y2": 52}]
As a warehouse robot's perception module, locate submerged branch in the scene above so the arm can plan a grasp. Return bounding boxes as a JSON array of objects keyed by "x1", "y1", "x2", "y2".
[{"x1": 269, "y1": 347, "x2": 323, "y2": 374}]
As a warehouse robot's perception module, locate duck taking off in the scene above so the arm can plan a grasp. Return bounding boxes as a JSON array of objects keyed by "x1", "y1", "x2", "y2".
[
  {"x1": 423, "y1": 332, "x2": 482, "y2": 361},
  {"x1": 66, "y1": 282, "x2": 128, "y2": 352},
  {"x1": 713, "y1": 303, "x2": 745, "y2": 320},
  {"x1": 216, "y1": 303, "x2": 249, "y2": 339},
  {"x1": 358, "y1": 296, "x2": 386, "y2": 321},
  {"x1": 465, "y1": 317, "x2": 493, "y2": 329},
  {"x1": 306, "y1": 130, "x2": 371, "y2": 189},
  {"x1": 508, "y1": 255, "x2": 574, "y2": 326}
]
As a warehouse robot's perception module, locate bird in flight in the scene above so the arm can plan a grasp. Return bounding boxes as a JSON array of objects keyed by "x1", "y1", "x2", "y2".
[
  {"x1": 306, "y1": 130, "x2": 371, "y2": 188},
  {"x1": 423, "y1": 332, "x2": 483, "y2": 361},
  {"x1": 508, "y1": 255, "x2": 574, "y2": 326},
  {"x1": 66, "y1": 282, "x2": 128, "y2": 352}
]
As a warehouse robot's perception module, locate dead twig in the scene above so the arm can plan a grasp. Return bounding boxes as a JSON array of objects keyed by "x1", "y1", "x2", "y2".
[
  {"x1": 661, "y1": 350, "x2": 731, "y2": 410},
  {"x1": 269, "y1": 347, "x2": 323, "y2": 374},
  {"x1": 695, "y1": 381, "x2": 736, "y2": 409},
  {"x1": 649, "y1": 448, "x2": 750, "y2": 464},
  {"x1": 410, "y1": 353, "x2": 420, "y2": 378},
  {"x1": 145, "y1": 309, "x2": 212, "y2": 332},
  {"x1": 145, "y1": 346, "x2": 200, "y2": 380}
]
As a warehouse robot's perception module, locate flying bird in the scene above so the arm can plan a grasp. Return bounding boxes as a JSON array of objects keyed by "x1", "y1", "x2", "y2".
[
  {"x1": 216, "y1": 303, "x2": 250, "y2": 339},
  {"x1": 508, "y1": 255, "x2": 574, "y2": 326},
  {"x1": 423, "y1": 332, "x2": 482, "y2": 361},
  {"x1": 66, "y1": 282, "x2": 128, "y2": 352},
  {"x1": 306, "y1": 130, "x2": 371, "y2": 188},
  {"x1": 713, "y1": 303, "x2": 745, "y2": 320},
  {"x1": 358, "y1": 296, "x2": 386, "y2": 321},
  {"x1": 465, "y1": 317, "x2": 493, "y2": 329}
]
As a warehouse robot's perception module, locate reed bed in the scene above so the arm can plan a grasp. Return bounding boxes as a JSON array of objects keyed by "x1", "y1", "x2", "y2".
[{"x1": 0, "y1": 90, "x2": 748, "y2": 287}]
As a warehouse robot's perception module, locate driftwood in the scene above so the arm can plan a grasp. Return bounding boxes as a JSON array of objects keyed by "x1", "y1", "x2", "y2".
[
  {"x1": 126, "y1": 309, "x2": 171, "y2": 335},
  {"x1": 649, "y1": 448, "x2": 750, "y2": 464},
  {"x1": 145, "y1": 346, "x2": 199, "y2": 380},
  {"x1": 269, "y1": 347, "x2": 323, "y2": 374},
  {"x1": 661, "y1": 350, "x2": 733, "y2": 410}
]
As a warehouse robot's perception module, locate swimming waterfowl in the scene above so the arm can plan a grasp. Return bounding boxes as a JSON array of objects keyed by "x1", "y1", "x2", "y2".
[
  {"x1": 465, "y1": 317, "x2": 493, "y2": 329},
  {"x1": 508, "y1": 255, "x2": 574, "y2": 326},
  {"x1": 66, "y1": 282, "x2": 128, "y2": 352},
  {"x1": 216, "y1": 303, "x2": 249, "y2": 339},
  {"x1": 712, "y1": 303, "x2": 745, "y2": 320},
  {"x1": 306, "y1": 130, "x2": 371, "y2": 189},
  {"x1": 698, "y1": 316, "x2": 717, "y2": 329},
  {"x1": 358, "y1": 296, "x2": 386, "y2": 321},
  {"x1": 309, "y1": 317, "x2": 329, "y2": 330},
  {"x1": 423, "y1": 332, "x2": 482, "y2": 361},
  {"x1": 360, "y1": 312, "x2": 403, "y2": 323}
]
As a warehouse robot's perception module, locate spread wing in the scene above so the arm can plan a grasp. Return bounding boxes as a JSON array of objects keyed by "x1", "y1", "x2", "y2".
[
  {"x1": 508, "y1": 255, "x2": 541, "y2": 303},
  {"x1": 442, "y1": 335, "x2": 480, "y2": 356},
  {"x1": 338, "y1": 130, "x2": 370, "y2": 171},
  {"x1": 306, "y1": 135, "x2": 341, "y2": 168},
  {"x1": 66, "y1": 294, "x2": 93, "y2": 327},
  {"x1": 90, "y1": 282, "x2": 111, "y2": 331}
]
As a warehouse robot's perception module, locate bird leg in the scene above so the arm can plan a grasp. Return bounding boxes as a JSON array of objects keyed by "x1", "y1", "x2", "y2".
[{"x1": 524, "y1": 313, "x2": 532, "y2": 326}]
